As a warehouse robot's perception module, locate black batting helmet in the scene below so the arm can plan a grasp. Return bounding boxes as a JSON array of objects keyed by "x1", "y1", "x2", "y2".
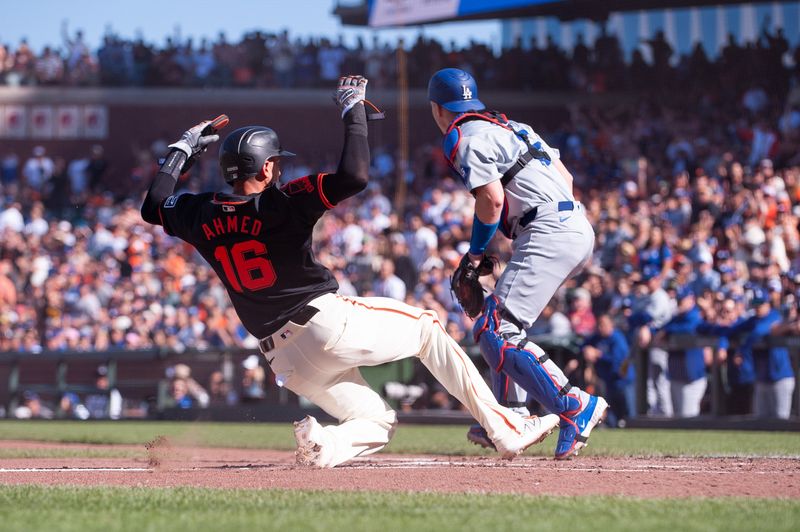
[{"x1": 218, "y1": 126, "x2": 295, "y2": 184}]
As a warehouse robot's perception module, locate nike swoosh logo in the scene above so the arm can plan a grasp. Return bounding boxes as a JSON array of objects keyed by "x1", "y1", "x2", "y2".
[
  {"x1": 559, "y1": 215, "x2": 569, "y2": 222},
  {"x1": 267, "y1": 357, "x2": 275, "y2": 365}
]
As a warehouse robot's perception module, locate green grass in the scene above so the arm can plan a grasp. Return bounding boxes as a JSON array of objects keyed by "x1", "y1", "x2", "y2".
[
  {"x1": 0, "y1": 420, "x2": 797, "y2": 458},
  {"x1": 0, "y1": 486, "x2": 797, "y2": 532},
  {"x1": 0, "y1": 448, "x2": 141, "y2": 459}
]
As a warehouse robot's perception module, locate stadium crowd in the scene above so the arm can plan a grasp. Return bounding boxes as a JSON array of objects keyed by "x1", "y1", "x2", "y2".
[
  {"x1": 1, "y1": 27, "x2": 798, "y2": 421},
  {"x1": 0, "y1": 24, "x2": 793, "y2": 94}
]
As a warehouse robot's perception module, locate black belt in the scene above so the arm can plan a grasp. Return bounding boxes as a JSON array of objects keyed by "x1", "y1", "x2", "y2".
[
  {"x1": 259, "y1": 305, "x2": 320, "y2": 354},
  {"x1": 518, "y1": 200, "x2": 575, "y2": 229}
]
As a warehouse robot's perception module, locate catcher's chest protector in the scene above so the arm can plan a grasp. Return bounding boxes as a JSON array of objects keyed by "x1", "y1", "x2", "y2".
[{"x1": 442, "y1": 111, "x2": 514, "y2": 181}]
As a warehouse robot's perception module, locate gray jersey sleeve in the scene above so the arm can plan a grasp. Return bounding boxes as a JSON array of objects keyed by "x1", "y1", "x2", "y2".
[{"x1": 454, "y1": 134, "x2": 505, "y2": 191}]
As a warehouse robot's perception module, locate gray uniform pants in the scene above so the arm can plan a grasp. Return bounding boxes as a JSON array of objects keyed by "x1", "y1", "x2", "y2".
[
  {"x1": 492, "y1": 203, "x2": 595, "y2": 409},
  {"x1": 755, "y1": 378, "x2": 796, "y2": 419},
  {"x1": 496, "y1": 203, "x2": 595, "y2": 329},
  {"x1": 670, "y1": 377, "x2": 707, "y2": 418}
]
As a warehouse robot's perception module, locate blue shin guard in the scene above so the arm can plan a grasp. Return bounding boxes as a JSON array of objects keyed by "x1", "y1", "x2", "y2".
[{"x1": 473, "y1": 296, "x2": 582, "y2": 416}]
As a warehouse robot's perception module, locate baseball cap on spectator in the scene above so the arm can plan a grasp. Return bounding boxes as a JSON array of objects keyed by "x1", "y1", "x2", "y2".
[
  {"x1": 173, "y1": 363, "x2": 191, "y2": 379},
  {"x1": 743, "y1": 225, "x2": 766, "y2": 247},
  {"x1": 62, "y1": 392, "x2": 80, "y2": 405},
  {"x1": 112, "y1": 315, "x2": 132, "y2": 331},
  {"x1": 760, "y1": 158, "x2": 774, "y2": 169},
  {"x1": 586, "y1": 265, "x2": 605, "y2": 277},
  {"x1": 750, "y1": 288, "x2": 769, "y2": 306},
  {"x1": 95, "y1": 365, "x2": 109, "y2": 377},
  {"x1": 719, "y1": 264, "x2": 735, "y2": 274},
  {"x1": 698, "y1": 250, "x2": 714, "y2": 265},
  {"x1": 22, "y1": 390, "x2": 39, "y2": 402},
  {"x1": 242, "y1": 354, "x2": 260, "y2": 370},
  {"x1": 33, "y1": 146, "x2": 45, "y2": 157},
  {"x1": 573, "y1": 287, "x2": 591, "y2": 302}
]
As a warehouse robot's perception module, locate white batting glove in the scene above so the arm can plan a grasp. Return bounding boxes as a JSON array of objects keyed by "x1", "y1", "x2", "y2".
[{"x1": 333, "y1": 75, "x2": 368, "y2": 118}]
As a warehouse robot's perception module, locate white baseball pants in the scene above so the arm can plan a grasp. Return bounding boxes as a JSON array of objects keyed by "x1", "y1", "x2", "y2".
[{"x1": 264, "y1": 292, "x2": 530, "y2": 467}]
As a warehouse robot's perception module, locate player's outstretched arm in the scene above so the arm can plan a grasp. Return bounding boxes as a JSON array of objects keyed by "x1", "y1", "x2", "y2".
[
  {"x1": 141, "y1": 118, "x2": 224, "y2": 225},
  {"x1": 141, "y1": 148, "x2": 187, "y2": 225},
  {"x1": 322, "y1": 75, "x2": 371, "y2": 205}
]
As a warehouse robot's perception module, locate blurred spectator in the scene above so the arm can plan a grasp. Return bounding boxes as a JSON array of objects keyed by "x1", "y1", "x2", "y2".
[
  {"x1": 167, "y1": 363, "x2": 209, "y2": 407},
  {"x1": 13, "y1": 391, "x2": 54, "y2": 419},
  {"x1": 240, "y1": 354, "x2": 266, "y2": 402},
  {"x1": 631, "y1": 274, "x2": 674, "y2": 417},
  {"x1": 658, "y1": 288, "x2": 708, "y2": 418},
  {"x1": 582, "y1": 314, "x2": 635, "y2": 427},
  {"x1": 58, "y1": 392, "x2": 90, "y2": 420},
  {"x1": 373, "y1": 258, "x2": 406, "y2": 300},
  {"x1": 168, "y1": 377, "x2": 195, "y2": 408},
  {"x1": 22, "y1": 146, "x2": 54, "y2": 190},
  {"x1": 569, "y1": 288, "x2": 596, "y2": 337},
  {"x1": 528, "y1": 301, "x2": 572, "y2": 339},
  {"x1": 84, "y1": 364, "x2": 123, "y2": 419},
  {"x1": 700, "y1": 288, "x2": 795, "y2": 418},
  {"x1": 208, "y1": 370, "x2": 238, "y2": 406}
]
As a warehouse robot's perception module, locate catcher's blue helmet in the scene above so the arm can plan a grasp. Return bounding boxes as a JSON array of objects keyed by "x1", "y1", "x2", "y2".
[{"x1": 427, "y1": 68, "x2": 485, "y2": 113}]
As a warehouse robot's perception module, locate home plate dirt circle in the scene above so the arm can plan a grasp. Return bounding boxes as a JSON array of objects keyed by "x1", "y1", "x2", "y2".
[{"x1": 0, "y1": 440, "x2": 798, "y2": 498}]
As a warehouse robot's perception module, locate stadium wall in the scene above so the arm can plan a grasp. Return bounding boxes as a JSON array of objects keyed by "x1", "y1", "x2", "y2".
[{"x1": 0, "y1": 87, "x2": 622, "y2": 175}]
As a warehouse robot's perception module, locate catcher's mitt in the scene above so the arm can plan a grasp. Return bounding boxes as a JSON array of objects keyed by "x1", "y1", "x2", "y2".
[{"x1": 451, "y1": 254, "x2": 497, "y2": 318}]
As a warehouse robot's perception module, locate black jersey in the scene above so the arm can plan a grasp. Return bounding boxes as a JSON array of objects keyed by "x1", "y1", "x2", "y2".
[{"x1": 158, "y1": 173, "x2": 338, "y2": 338}]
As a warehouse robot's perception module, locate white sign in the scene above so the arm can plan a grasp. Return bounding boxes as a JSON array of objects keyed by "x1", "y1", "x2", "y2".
[
  {"x1": 369, "y1": 0, "x2": 459, "y2": 27},
  {"x1": 30, "y1": 106, "x2": 54, "y2": 139},
  {"x1": 82, "y1": 105, "x2": 108, "y2": 139},
  {"x1": 3, "y1": 105, "x2": 27, "y2": 139},
  {"x1": 56, "y1": 106, "x2": 81, "y2": 139}
]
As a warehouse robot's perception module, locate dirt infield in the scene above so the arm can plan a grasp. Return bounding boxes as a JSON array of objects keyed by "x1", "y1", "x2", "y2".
[{"x1": 0, "y1": 440, "x2": 798, "y2": 498}]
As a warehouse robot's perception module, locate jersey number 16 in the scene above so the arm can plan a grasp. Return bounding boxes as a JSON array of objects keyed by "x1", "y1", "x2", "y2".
[{"x1": 213, "y1": 240, "x2": 277, "y2": 293}]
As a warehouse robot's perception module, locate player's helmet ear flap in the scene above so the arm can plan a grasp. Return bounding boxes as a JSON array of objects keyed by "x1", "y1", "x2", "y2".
[
  {"x1": 219, "y1": 126, "x2": 295, "y2": 185},
  {"x1": 427, "y1": 68, "x2": 485, "y2": 113}
]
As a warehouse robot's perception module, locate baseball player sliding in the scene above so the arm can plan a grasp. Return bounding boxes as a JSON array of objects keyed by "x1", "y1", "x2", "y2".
[
  {"x1": 429, "y1": 68, "x2": 608, "y2": 459},
  {"x1": 141, "y1": 75, "x2": 559, "y2": 467}
]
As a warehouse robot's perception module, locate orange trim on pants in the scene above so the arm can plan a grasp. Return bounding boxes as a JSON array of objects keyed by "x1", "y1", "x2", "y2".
[{"x1": 336, "y1": 295, "x2": 520, "y2": 434}]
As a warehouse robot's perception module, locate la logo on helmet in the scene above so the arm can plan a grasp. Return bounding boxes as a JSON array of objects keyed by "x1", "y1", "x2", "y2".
[{"x1": 462, "y1": 85, "x2": 472, "y2": 100}]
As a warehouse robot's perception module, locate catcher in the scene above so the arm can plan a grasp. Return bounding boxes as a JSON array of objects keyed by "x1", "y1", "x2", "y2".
[
  {"x1": 141, "y1": 74, "x2": 559, "y2": 468},
  {"x1": 431, "y1": 68, "x2": 608, "y2": 459}
]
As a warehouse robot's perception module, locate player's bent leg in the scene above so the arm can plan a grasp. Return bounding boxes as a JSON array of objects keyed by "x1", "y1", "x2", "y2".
[
  {"x1": 320, "y1": 294, "x2": 557, "y2": 459},
  {"x1": 288, "y1": 367, "x2": 398, "y2": 468},
  {"x1": 411, "y1": 306, "x2": 558, "y2": 458}
]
